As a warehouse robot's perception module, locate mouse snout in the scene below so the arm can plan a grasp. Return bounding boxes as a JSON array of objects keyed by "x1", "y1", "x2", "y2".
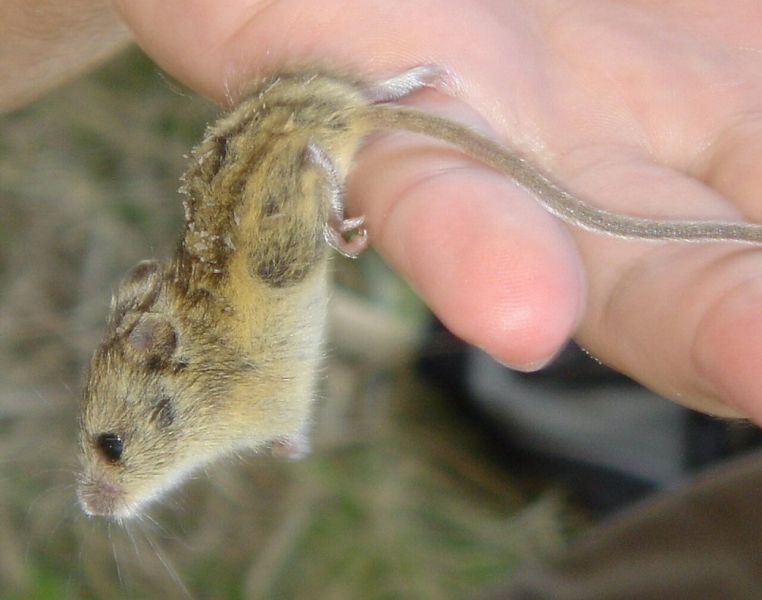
[{"x1": 76, "y1": 473, "x2": 128, "y2": 518}]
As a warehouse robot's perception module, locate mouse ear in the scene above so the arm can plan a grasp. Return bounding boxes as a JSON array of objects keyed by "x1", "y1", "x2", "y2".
[
  {"x1": 113, "y1": 260, "x2": 164, "y2": 313},
  {"x1": 127, "y1": 313, "x2": 178, "y2": 358}
]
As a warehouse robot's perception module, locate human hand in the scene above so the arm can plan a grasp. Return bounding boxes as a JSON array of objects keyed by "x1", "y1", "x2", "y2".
[
  {"x1": 0, "y1": 0, "x2": 130, "y2": 112},
  {"x1": 112, "y1": 0, "x2": 762, "y2": 421}
]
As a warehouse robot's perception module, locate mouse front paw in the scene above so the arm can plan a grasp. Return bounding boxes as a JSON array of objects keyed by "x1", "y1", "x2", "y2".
[{"x1": 271, "y1": 429, "x2": 311, "y2": 460}]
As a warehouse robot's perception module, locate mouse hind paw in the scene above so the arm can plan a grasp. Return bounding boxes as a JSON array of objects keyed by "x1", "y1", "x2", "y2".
[
  {"x1": 365, "y1": 65, "x2": 447, "y2": 104},
  {"x1": 324, "y1": 221, "x2": 368, "y2": 258},
  {"x1": 306, "y1": 143, "x2": 369, "y2": 258}
]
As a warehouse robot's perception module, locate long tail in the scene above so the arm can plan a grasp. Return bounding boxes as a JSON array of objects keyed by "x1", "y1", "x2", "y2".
[{"x1": 360, "y1": 104, "x2": 762, "y2": 244}]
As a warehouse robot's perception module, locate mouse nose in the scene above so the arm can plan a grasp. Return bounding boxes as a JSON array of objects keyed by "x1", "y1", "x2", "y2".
[{"x1": 76, "y1": 473, "x2": 126, "y2": 518}]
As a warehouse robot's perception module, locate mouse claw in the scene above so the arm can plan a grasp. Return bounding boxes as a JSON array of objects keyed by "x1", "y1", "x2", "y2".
[
  {"x1": 337, "y1": 215, "x2": 366, "y2": 233},
  {"x1": 325, "y1": 223, "x2": 369, "y2": 258},
  {"x1": 307, "y1": 142, "x2": 370, "y2": 258}
]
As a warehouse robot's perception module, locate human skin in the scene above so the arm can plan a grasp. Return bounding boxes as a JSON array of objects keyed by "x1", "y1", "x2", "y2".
[
  {"x1": 6, "y1": 0, "x2": 762, "y2": 421},
  {"x1": 0, "y1": 0, "x2": 130, "y2": 112}
]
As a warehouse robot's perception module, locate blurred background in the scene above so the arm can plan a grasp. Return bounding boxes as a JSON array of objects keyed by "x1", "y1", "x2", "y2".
[{"x1": 1, "y1": 48, "x2": 759, "y2": 600}]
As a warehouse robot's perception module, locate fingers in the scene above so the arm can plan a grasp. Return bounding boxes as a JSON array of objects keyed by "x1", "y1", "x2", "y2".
[
  {"x1": 110, "y1": 0, "x2": 247, "y2": 97},
  {"x1": 692, "y1": 271, "x2": 762, "y2": 420},
  {"x1": 579, "y1": 241, "x2": 762, "y2": 417},
  {"x1": 703, "y1": 116, "x2": 762, "y2": 223},
  {"x1": 691, "y1": 116, "x2": 762, "y2": 419},
  {"x1": 0, "y1": 1, "x2": 129, "y2": 112},
  {"x1": 563, "y1": 150, "x2": 762, "y2": 419},
  {"x1": 353, "y1": 101, "x2": 762, "y2": 421},
  {"x1": 348, "y1": 114, "x2": 586, "y2": 370},
  {"x1": 111, "y1": 0, "x2": 436, "y2": 102}
]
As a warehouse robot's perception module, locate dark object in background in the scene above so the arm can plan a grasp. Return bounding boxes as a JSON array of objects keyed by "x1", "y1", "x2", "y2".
[
  {"x1": 471, "y1": 448, "x2": 762, "y2": 600},
  {"x1": 417, "y1": 319, "x2": 762, "y2": 515}
]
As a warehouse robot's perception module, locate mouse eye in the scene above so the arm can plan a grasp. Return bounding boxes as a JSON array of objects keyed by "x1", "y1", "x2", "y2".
[{"x1": 96, "y1": 432, "x2": 124, "y2": 463}]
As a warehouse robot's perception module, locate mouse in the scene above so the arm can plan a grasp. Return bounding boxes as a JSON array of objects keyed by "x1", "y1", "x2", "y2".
[{"x1": 76, "y1": 64, "x2": 762, "y2": 520}]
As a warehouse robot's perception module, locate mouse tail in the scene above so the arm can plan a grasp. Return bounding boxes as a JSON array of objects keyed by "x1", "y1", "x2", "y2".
[{"x1": 358, "y1": 103, "x2": 762, "y2": 244}]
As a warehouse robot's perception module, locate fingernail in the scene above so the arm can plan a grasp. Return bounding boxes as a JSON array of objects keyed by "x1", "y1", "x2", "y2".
[{"x1": 493, "y1": 354, "x2": 556, "y2": 373}]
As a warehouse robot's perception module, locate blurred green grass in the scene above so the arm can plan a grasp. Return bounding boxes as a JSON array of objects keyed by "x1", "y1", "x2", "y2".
[{"x1": 0, "y1": 48, "x2": 578, "y2": 600}]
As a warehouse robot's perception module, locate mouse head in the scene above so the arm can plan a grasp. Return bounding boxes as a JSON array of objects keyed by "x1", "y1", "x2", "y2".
[
  {"x1": 76, "y1": 260, "x2": 228, "y2": 520},
  {"x1": 78, "y1": 252, "x2": 322, "y2": 519}
]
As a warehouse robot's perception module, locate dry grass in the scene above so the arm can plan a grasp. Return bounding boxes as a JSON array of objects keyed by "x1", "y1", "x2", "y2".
[{"x1": 0, "y1": 48, "x2": 574, "y2": 600}]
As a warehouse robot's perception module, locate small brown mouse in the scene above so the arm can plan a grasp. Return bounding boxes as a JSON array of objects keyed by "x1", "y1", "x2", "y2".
[{"x1": 76, "y1": 64, "x2": 762, "y2": 520}]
